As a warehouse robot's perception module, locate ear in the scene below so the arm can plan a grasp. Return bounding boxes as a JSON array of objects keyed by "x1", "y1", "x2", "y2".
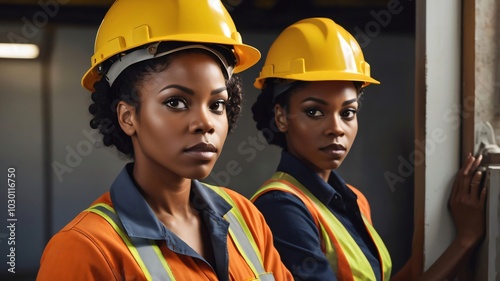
[
  {"x1": 274, "y1": 104, "x2": 288, "y2": 133},
  {"x1": 117, "y1": 101, "x2": 136, "y2": 136}
]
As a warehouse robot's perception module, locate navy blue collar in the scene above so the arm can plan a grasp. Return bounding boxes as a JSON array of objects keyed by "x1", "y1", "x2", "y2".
[
  {"x1": 276, "y1": 151, "x2": 358, "y2": 208},
  {"x1": 110, "y1": 163, "x2": 232, "y2": 240}
]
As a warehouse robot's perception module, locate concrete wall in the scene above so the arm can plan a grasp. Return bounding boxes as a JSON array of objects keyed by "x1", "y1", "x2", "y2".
[
  {"x1": 475, "y1": 0, "x2": 500, "y2": 146},
  {"x1": 473, "y1": 0, "x2": 500, "y2": 279}
]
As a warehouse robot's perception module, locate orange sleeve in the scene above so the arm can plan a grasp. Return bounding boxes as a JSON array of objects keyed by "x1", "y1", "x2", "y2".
[
  {"x1": 37, "y1": 214, "x2": 117, "y2": 281},
  {"x1": 222, "y1": 188, "x2": 294, "y2": 281},
  {"x1": 347, "y1": 184, "x2": 372, "y2": 225}
]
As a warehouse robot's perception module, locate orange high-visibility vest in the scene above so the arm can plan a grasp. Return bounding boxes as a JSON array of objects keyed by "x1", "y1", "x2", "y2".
[
  {"x1": 252, "y1": 172, "x2": 392, "y2": 281},
  {"x1": 88, "y1": 184, "x2": 275, "y2": 281}
]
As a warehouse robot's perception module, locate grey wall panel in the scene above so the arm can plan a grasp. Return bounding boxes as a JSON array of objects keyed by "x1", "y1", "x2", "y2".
[
  {"x1": 207, "y1": 31, "x2": 283, "y2": 198},
  {"x1": 0, "y1": 54, "x2": 44, "y2": 276},
  {"x1": 338, "y1": 34, "x2": 415, "y2": 273},
  {"x1": 50, "y1": 26, "x2": 126, "y2": 234}
]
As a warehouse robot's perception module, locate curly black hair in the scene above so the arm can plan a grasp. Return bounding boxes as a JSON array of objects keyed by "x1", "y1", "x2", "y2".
[
  {"x1": 88, "y1": 48, "x2": 243, "y2": 158},
  {"x1": 251, "y1": 79, "x2": 364, "y2": 149}
]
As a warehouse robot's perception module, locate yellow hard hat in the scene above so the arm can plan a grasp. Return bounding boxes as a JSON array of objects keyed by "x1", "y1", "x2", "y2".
[
  {"x1": 82, "y1": 0, "x2": 261, "y2": 91},
  {"x1": 254, "y1": 17, "x2": 379, "y2": 89}
]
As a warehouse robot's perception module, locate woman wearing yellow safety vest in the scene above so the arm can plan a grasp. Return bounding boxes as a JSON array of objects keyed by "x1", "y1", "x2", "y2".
[
  {"x1": 250, "y1": 18, "x2": 486, "y2": 281},
  {"x1": 37, "y1": 1, "x2": 292, "y2": 280}
]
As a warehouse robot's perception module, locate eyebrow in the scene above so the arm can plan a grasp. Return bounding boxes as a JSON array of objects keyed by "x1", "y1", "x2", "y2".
[
  {"x1": 342, "y1": 98, "x2": 358, "y2": 106},
  {"x1": 301, "y1": 97, "x2": 358, "y2": 106},
  {"x1": 158, "y1": 84, "x2": 227, "y2": 95}
]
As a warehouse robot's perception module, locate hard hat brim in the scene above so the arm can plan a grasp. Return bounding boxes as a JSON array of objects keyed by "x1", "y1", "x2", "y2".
[
  {"x1": 82, "y1": 40, "x2": 260, "y2": 92},
  {"x1": 254, "y1": 71, "x2": 380, "y2": 89}
]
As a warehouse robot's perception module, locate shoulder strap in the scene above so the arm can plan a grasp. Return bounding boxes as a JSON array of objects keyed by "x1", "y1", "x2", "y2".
[
  {"x1": 253, "y1": 178, "x2": 355, "y2": 280},
  {"x1": 251, "y1": 179, "x2": 322, "y2": 232},
  {"x1": 346, "y1": 184, "x2": 372, "y2": 225},
  {"x1": 87, "y1": 203, "x2": 175, "y2": 281},
  {"x1": 203, "y1": 184, "x2": 275, "y2": 281}
]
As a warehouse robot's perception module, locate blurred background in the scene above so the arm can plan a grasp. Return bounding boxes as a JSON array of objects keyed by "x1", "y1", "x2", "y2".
[{"x1": 0, "y1": 0, "x2": 417, "y2": 280}]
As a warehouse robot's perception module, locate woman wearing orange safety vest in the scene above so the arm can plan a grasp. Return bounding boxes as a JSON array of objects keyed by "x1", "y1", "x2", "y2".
[
  {"x1": 37, "y1": 1, "x2": 292, "y2": 280},
  {"x1": 250, "y1": 18, "x2": 487, "y2": 281}
]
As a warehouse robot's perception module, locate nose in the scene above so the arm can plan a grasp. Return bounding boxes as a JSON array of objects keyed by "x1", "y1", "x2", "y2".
[
  {"x1": 189, "y1": 107, "x2": 215, "y2": 135},
  {"x1": 324, "y1": 114, "x2": 345, "y2": 137}
]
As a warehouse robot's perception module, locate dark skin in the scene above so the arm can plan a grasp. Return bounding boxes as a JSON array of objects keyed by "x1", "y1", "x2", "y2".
[
  {"x1": 274, "y1": 80, "x2": 358, "y2": 181},
  {"x1": 275, "y1": 80, "x2": 487, "y2": 280},
  {"x1": 116, "y1": 52, "x2": 230, "y2": 265}
]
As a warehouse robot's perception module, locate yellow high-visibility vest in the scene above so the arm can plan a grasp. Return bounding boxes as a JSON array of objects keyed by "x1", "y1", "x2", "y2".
[{"x1": 252, "y1": 172, "x2": 392, "y2": 281}]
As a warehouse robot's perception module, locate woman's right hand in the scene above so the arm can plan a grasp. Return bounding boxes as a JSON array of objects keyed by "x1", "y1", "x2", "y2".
[{"x1": 448, "y1": 153, "x2": 488, "y2": 247}]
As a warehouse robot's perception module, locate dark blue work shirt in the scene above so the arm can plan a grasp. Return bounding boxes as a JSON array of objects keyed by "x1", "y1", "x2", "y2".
[
  {"x1": 110, "y1": 163, "x2": 233, "y2": 280},
  {"x1": 253, "y1": 151, "x2": 382, "y2": 281}
]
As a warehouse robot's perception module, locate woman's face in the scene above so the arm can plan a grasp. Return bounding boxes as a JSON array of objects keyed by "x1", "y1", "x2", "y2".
[
  {"x1": 275, "y1": 81, "x2": 359, "y2": 176},
  {"x1": 129, "y1": 52, "x2": 229, "y2": 180}
]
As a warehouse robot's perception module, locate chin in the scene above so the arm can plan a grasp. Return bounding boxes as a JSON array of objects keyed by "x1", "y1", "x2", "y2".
[
  {"x1": 183, "y1": 166, "x2": 214, "y2": 181},
  {"x1": 327, "y1": 159, "x2": 344, "y2": 170}
]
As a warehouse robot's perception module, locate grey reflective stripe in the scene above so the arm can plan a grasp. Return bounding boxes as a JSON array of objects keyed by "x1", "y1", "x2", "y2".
[
  {"x1": 128, "y1": 237, "x2": 174, "y2": 281},
  {"x1": 204, "y1": 183, "x2": 277, "y2": 281},
  {"x1": 225, "y1": 212, "x2": 276, "y2": 281},
  {"x1": 89, "y1": 205, "x2": 174, "y2": 281},
  {"x1": 258, "y1": 273, "x2": 276, "y2": 281}
]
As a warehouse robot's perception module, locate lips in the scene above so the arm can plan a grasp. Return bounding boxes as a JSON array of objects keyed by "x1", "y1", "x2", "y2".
[
  {"x1": 186, "y1": 142, "x2": 217, "y2": 152},
  {"x1": 320, "y1": 143, "x2": 346, "y2": 156},
  {"x1": 184, "y1": 142, "x2": 218, "y2": 161},
  {"x1": 320, "y1": 143, "x2": 345, "y2": 151}
]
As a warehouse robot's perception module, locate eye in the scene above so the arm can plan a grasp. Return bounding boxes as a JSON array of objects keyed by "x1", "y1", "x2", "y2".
[
  {"x1": 305, "y1": 108, "x2": 324, "y2": 117},
  {"x1": 210, "y1": 99, "x2": 226, "y2": 114},
  {"x1": 163, "y1": 97, "x2": 188, "y2": 110},
  {"x1": 341, "y1": 108, "x2": 357, "y2": 120}
]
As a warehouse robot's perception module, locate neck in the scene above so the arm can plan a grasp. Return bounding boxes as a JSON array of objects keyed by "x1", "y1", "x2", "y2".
[
  {"x1": 132, "y1": 158, "x2": 194, "y2": 218},
  {"x1": 317, "y1": 170, "x2": 331, "y2": 182}
]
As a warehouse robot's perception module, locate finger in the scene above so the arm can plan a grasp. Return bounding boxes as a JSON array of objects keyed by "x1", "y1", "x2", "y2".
[
  {"x1": 463, "y1": 155, "x2": 484, "y2": 197},
  {"x1": 458, "y1": 155, "x2": 476, "y2": 197},
  {"x1": 469, "y1": 171, "x2": 483, "y2": 197},
  {"x1": 463, "y1": 155, "x2": 481, "y2": 195},
  {"x1": 451, "y1": 153, "x2": 478, "y2": 205},
  {"x1": 470, "y1": 154, "x2": 483, "y2": 173},
  {"x1": 462, "y1": 154, "x2": 476, "y2": 175}
]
